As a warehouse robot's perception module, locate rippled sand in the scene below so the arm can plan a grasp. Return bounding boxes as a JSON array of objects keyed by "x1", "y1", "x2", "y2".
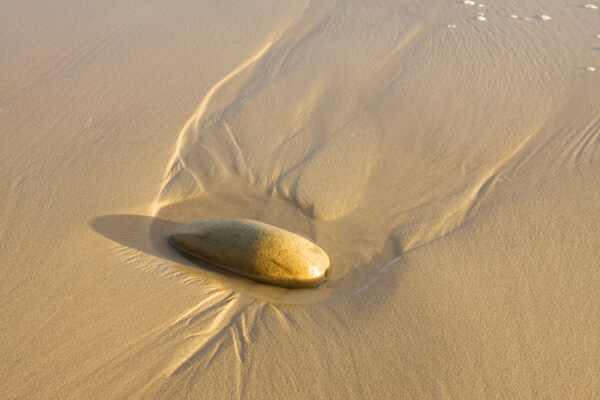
[{"x1": 1, "y1": 0, "x2": 599, "y2": 398}]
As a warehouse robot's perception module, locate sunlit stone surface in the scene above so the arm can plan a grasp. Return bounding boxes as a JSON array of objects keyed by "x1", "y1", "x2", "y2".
[{"x1": 169, "y1": 219, "x2": 330, "y2": 288}]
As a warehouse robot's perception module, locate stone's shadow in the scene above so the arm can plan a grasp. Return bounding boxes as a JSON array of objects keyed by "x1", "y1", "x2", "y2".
[
  {"x1": 90, "y1": 214, "x2": 182, "y2": 260},
  {"x1": 90, "y1": 214, "x2": 291, "y2": 294}
]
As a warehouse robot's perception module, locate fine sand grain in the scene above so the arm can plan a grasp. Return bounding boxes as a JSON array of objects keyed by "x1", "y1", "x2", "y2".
[{"x1": 1, "y1": 0, "x2": 599, "y2": 398}]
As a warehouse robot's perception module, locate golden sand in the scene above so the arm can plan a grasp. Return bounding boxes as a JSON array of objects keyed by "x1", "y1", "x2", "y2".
[{"x1": 1, "y1": 0, "x2": 598, "y2": 398}]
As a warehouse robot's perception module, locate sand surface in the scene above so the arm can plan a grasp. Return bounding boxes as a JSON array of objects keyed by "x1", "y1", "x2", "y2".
[{"x1": 1, "y1": 0, "x2": 599, "y2": 398}]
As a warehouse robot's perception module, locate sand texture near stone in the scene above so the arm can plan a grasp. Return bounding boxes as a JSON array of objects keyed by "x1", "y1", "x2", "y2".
[{"x1": 1, "y1": 0, "x2": 599, "y2": 398}]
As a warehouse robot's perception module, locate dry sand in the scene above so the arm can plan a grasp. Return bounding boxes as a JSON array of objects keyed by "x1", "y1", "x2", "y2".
[{"x1": 1, "y1": 0, "x2": 599, "y2": 398}]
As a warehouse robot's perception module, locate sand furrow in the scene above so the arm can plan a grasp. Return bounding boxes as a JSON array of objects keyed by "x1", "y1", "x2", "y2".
[{"x1": 152, "y1": 0, "x2": 330, "y2": 214}]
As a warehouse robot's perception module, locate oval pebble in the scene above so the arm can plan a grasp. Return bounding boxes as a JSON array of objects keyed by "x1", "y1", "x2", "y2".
[{"x1": 169, "y1": 219, "x2": 330, "y2": 288}]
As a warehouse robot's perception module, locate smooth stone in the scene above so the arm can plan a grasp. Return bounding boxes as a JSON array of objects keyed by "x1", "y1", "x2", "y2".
[{"x1": 169, "y1": 219, "x2": 330, "y2": 289}]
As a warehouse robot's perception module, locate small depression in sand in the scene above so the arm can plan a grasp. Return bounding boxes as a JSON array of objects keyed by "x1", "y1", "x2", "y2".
[{"x1": 151, "y1": 178, "x2": 400, "y2": 305}]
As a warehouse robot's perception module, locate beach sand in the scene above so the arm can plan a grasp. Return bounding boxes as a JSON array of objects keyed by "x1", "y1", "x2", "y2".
[{"x1": 1, "y1": 0, "x2": 599, "y2": 398}]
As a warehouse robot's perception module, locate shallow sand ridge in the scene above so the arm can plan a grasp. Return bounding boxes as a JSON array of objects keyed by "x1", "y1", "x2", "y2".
[{"x1": 1, "y1": 0, "x2": 599, "y2": 398}]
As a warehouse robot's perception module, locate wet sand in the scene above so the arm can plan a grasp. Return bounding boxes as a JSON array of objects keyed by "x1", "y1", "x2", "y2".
[{"x1": 1, "y1": 0, "x2": 599, "y2": 398}]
